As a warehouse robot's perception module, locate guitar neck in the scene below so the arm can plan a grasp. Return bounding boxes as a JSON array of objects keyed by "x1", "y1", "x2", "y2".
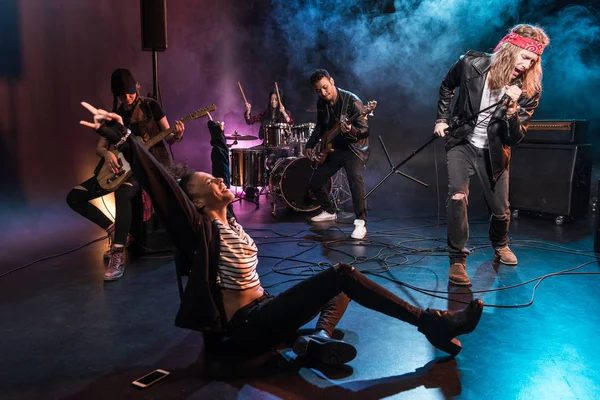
[{"x1": 143, "y1": 114, "x2": 195, "y2": 149}]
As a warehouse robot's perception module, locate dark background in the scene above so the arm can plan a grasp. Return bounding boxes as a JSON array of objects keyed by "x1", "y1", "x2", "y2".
[{"x1": 0, "y1": 0, "x2": 598, "y2": 223}]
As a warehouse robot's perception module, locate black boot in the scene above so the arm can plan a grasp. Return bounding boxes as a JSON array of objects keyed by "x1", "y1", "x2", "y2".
[
  {"x1": 417, "y1": 299, "x2": 484, "y2": 356},
  {"x1": 293, "y1": 330, "x2": 357, "y2": 365}
]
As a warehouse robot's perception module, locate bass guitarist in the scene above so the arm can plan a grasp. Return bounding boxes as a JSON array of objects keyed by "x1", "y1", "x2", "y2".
[
  {"x1": 305, "y1": 69, "x2": 369, "y2": 239},
  {"x1": 66, "y1": 69, "x2": 184, "y2": 281}
]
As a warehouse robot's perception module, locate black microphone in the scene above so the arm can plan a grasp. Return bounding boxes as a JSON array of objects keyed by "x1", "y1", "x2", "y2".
[{"x1": 500, "y1": 78, "x2": 523, "y2": 108}]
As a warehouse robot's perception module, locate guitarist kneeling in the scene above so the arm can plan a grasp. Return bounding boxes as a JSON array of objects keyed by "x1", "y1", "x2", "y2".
[
  {"x1": 306, "y1": 69, "x2": 371, "y2": 240},
  {"x1": 66, "y1": 69, "x2": 185, "y2": 281}
]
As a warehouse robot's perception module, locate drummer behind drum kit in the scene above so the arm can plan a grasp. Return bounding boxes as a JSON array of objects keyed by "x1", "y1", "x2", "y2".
[{"x1": 227, "y1": 122, "x2": 335, "y2": 214}]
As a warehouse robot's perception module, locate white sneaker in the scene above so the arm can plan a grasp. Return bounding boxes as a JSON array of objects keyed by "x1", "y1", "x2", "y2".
[
  {"x1": 351, "y1": 219, "x2": 366, "y2": 239},
  {"x1": 311, "y1": 210, "x2": 337, "y2": 222}
]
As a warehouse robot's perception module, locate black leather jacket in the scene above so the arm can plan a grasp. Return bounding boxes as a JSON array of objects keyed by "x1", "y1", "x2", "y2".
[
  {"x1": 306, "y1": 88, "x2": 370, "y2": 164},
  {"x1": 437, "y1": 50, "x2": 540, "y2": 182}
]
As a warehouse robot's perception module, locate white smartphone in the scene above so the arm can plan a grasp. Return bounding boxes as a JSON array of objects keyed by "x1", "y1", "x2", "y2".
[{"x1": 131, "y1": 369, "x2": 170, "y2": 388}]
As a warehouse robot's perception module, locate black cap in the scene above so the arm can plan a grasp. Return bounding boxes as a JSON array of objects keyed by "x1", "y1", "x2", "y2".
[{"x1": 111, "y1": 68, "x2": 137, "y2": 96}]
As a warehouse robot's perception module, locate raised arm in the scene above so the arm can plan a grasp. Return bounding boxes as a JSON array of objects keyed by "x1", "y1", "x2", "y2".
[
  {"x1": 80, "y1": 103, "x2": 204, "y2": 254},
  {"x1": 206, "y1": 118, "x2": 236, "y2": 220},
  {"x1": 208, "y1": 120, "x2": 231, "y2": 187}
]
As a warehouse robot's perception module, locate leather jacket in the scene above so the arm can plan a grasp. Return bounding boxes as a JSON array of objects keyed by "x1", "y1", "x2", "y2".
[
  {"x1": 306, "y1": 88, "x2": 370, "y2": 164},
  {"x1": 437, "y1": 50, "x2": 540, "y2": 182}
]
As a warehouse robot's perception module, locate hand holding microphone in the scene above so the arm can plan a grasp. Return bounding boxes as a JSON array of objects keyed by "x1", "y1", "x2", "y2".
[{"x1": 502, "y1": 79, "x2": 523, "y2": 117}]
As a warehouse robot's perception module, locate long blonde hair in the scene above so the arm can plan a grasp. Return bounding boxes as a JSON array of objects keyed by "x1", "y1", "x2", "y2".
[{"x1": 488, "y1": 24, "x2": 550, "y2": 96}]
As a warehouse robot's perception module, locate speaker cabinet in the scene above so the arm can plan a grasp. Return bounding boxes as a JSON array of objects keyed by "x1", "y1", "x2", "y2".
[
  {"x1": 140, "y1": 0, "x2": 167, "y2": 51},
  {"x1": 509, "y1": 143, "x2": 592, "y2": 217}
]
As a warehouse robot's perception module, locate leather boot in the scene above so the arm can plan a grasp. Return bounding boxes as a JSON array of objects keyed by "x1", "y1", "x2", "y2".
[
  {"x1": 293, "y1": 330, "x2": 357, "y2": 365},
  {"x1": 417, "y1": 299, "x2": 484, "y2": 356}
]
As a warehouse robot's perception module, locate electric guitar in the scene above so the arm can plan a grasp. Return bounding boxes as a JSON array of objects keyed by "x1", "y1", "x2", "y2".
[
  {"x1": 309, "y1": 100, "x2": 377, "y2": 169},
  {"x1": 95, "y1": 104, "x2": 216, "y2": 191}
]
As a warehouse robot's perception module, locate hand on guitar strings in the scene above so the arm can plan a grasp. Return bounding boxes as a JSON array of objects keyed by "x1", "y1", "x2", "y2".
[
  {"x1": 340, "y1": 116, "x2": 352, "y2": 134},
  {"x1": 173, "y1": 120, "x2": 185, "y2": 140}
]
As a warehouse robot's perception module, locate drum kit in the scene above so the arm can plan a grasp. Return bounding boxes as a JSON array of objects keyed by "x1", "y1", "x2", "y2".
[{"x1": 226, "y1": 122, "x2": 334, "y2": 214}]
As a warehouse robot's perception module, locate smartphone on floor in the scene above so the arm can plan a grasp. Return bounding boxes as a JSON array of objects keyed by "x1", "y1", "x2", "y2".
[{"x1": 132, "y1": 369, "x2": 170, "y2": 389}]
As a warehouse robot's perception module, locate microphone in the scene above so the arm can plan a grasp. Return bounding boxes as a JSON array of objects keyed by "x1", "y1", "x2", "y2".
[{"x1": 500, "y1": 78, "x2": 523, "y2": 108}]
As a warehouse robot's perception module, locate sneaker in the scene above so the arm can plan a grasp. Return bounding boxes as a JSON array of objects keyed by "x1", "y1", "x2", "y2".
[
  {"x1": 292, "y1": 330, "x2": 357, "y2": 365},
  {"x1": 311, "y1": 210, "x2": 337, "y2": 222},
  {"x1": 103, "y1": 233, "x2": 134, "y2": 259},
  {"x1": 104, "y1": 247, "x2": 125, "y2": 281},
  {"x1": 494, "y1": 246, "x2": 518, "y2": 265},
  {"x1": 448, "y1": 263, "x2": 471, "y2": 286},
  {"x1": 351, "y1": 219, "x2": 366, "y2": 239}
]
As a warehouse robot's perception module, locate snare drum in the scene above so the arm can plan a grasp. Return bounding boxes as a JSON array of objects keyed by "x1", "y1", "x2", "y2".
[
  {"x1": 269, "y1": 157, "x2": 332, "y2": 212},
  {"x1": 265, "y1": 123, "x2": 290, "y2": 147},
  {"x1": 230, "y1": 148, "x2": 267, "y2": 187}
]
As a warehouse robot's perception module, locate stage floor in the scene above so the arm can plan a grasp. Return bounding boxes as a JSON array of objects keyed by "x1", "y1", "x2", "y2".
[{"x1": 1, "y1": 198, "x2": 599, "y2": 400}]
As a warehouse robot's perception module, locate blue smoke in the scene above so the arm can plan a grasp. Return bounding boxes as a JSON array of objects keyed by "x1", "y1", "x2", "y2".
[
  {"x1": 267, "y1": 0, "x2": 600, "y2": 126},
  {"x1": 534, "y1": 5, "x2": 600, "y2": 120}
]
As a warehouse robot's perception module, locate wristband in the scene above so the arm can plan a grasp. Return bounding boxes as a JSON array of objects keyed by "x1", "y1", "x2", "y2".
[{"x1": 116, "y1": 129, "x2": 131, "y2": 148}]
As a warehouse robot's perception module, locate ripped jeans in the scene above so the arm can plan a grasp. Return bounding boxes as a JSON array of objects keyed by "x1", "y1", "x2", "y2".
[{"x1": 446, "y1": 142, "x2": 510, "y2": 265}]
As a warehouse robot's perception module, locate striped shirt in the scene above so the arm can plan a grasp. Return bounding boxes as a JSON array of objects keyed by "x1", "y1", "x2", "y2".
[{"x1": 214, "y1": 219, "x2": 260, "y2": 290}]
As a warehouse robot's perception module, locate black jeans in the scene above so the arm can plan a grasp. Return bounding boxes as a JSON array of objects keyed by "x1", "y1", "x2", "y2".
[
  {"x1": 227, "y1": 263, "x2": 422, "y2": 352},
  {"x1": 308, "y1": 148, "x2": 367, "y2": 221},
  {"x1": 446, "y1": 141, "x2": 510, "y2": 264},
  {"x1": 66, "y1": 177, "x2": 141, "y2": 245}
]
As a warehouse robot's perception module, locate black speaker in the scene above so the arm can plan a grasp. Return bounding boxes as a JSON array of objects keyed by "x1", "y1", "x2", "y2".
[
  {"x1": 140, "y1": 0, "x2": 167, "y2": 51},
  {"x1": 509, "y1": 143, "x2": 592, "y2": 217}
]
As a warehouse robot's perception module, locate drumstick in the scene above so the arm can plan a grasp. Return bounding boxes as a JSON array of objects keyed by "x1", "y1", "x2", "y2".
[
  {"x1": 238, "y1": 81, "x2": 248, "y2": 104},
  {"x1": 275, "y1": 82, "x2": 283, "y2": 108}
]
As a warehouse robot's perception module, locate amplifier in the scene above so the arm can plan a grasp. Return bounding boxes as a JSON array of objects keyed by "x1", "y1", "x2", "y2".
[
  {"x1": 523, "y1": 120, "x2": 589, "y2": 144},
  {"x1": 510, "y1": 143, "x2": 592, "y2": 217}
]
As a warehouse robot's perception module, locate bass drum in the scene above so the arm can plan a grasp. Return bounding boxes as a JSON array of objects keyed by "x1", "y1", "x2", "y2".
[{"x1": 268, "y1": 157, "x2": 332, "y2": 212}]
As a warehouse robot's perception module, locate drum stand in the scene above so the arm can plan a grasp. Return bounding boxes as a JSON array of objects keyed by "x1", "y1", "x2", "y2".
[
  {"x1": 231, "y1": 186, "x2": 260, "y2": 208},
  {"x1": 332, "y1": 169, "x2": 352, "y2": 207}
]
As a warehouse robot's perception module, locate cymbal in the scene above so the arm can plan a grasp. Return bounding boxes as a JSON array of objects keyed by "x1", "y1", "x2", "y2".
[{"x1": 225, "y1": 133, "x2": 258, "y2": 140}]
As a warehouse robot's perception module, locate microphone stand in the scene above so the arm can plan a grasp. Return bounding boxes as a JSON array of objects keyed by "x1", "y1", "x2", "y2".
[{"x1": 365, "y1": 98, "x2": 507, "y2": 199}]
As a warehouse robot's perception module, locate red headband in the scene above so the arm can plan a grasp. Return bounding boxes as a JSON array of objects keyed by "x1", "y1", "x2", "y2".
[{"x1": 494, "y1": 32, "x2": 546, "y2": 55}]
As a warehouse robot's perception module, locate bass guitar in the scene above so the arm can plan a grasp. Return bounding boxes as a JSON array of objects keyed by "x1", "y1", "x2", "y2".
[
  {"x1": 95, "y1": 104, "x2": 216, "y2": 191},
  {"x1": 309, "y1": 100, "x2": 377, "y2": 169}
]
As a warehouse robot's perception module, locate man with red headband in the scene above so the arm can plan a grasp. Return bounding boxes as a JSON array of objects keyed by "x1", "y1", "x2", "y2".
[{"x1": 433, "y1": 24, "x2": 550, "y2": 286}]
